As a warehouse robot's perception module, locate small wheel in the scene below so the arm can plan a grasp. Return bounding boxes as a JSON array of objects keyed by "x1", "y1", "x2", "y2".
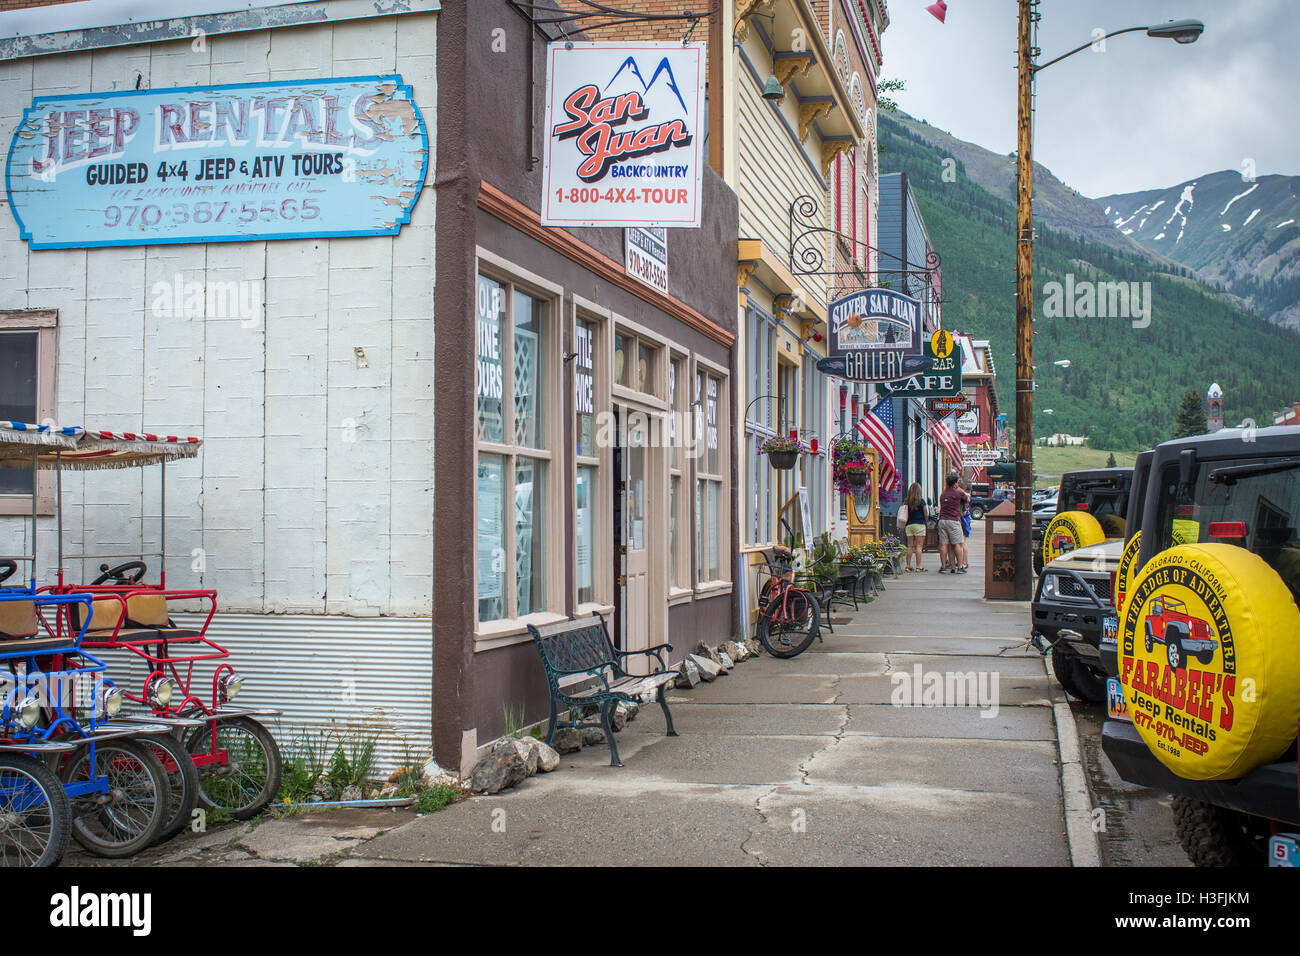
[
  {"x1": 140, "y1": 732, "x2": 201, "y2": 845},
  {"x1": 184, "y1": 717, "x2": 282, "y2": 820},
  {"x1": 1051, "y1": 646, "x2": 1106, "y2": 703},
  {"x1": 1197, "y1": 650, "x2": 1215, "y2": 665},
  {"x1": 1144, "y1": 626, "x2": 1154, "y2": 654},
  {"x1": 970, "y1": 505, "x2": 985, "y2": 521},
  {"x1": 757, "y1": 590, "x2": 820, "y2": 659},
  {"x1": 60, "y1": 738, "x2": 169, "y2": 858},
  {"x1": 0, "y1": 752, "x2": 71, "y2": 867},
  {"x1": 1167, "y1": 638, "x2": 1183, "y2": 670}
]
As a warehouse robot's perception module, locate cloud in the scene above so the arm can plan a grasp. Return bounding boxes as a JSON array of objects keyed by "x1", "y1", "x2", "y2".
[{"x1": 885, "y1": 0, "x2": 1300, "y2": 196}]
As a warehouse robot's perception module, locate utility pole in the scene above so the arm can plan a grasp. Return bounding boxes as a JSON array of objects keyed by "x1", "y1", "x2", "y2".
[{"x1": 1013, "y1": 0, "x2": 1036, "y2": 599}]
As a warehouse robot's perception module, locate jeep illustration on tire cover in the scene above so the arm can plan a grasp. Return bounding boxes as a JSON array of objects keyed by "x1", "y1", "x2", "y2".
[
  {"x1": 1042, "y1": 510, "x2": 1107, "y2": 567},
  {"x1": 1119, "y1": 543, "x2": 1300, "y2": 781}
]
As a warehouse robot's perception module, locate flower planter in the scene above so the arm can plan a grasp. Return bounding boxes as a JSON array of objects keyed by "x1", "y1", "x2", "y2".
[
  {"x1": 845, "y1": 469, "x2": 868, "y2": 487},
  {"x1": 767, "y1": 449, "x2": 798, "y2": 470}
]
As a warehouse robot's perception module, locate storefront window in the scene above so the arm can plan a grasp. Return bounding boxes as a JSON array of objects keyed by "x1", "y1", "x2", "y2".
[
  {"x1": 575, "y1": 318, "x2": 596, "y2": 457},
  {"x1": 475, "y1": 276, "x2": 505, "y2": 444},
  {"x1": 744, "y1": 308, "x2": 775, "y2": 545},
  {"x1": 477, "y1": 455, "x2": 506, "y2": 622},
  {"x1": 696, "y1": 369, "x2": 726, "y2": 585},
  {"x1": 668, "y1": 355, "x2": 687, "y2": 590},
  {"x1": 475, "y1": 269, "x2": 553, "y2": 625},
  {"x1": 614, "y1": 333, "x2": 631, "y2": 388},
  {"x1": 576, "y1": 465, "x2": 596, "y2": 605},
  {"x1": 0, "y1": 331, "x2": 38, "y2": 495}
]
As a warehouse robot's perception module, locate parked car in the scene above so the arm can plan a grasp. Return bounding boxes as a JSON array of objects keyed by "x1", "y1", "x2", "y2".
[
  {"x1": 968, "y1": 486, "x2": 1012, "y2": 521},
  {"x1": 1102, "y1": 425, "x2": 1300, "y2": 865},
  {"x1": 1031, "y1": 540, "x2": 1120, "y2": 702},
  {"x1": 1030, "y1": 467, "x2": 1133, "y2": 575}
]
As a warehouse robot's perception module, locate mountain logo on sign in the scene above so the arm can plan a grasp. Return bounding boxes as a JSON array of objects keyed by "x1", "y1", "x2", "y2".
[{"x1": 606, "y1": 57, "x2": 689, "y2": 115}]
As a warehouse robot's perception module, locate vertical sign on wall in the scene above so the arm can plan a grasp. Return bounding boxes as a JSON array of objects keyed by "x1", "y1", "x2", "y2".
[
  {"x1": 542, "y1": 42, "x2": 706, "y2": 228},
  {"x1": 624, "y1": 226, "x2": 669, "y2": 294}
]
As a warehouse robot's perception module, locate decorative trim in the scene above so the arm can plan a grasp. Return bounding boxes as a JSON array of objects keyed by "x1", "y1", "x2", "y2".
[
  {"x1": 798, "y1": 98, "x2": 835, "y2": 143},
  {"x1": 738, "y1": 260, "x2": 758, "y2": 288},
  {"x1": 773, "y1": 52, "x2": 815, "y2": 87},
  {"x1": 821, "y1": 136, "x2": 855, "y2": 176},
  {"x1": 734, "y1": 0, "x2": 772, "y2": 43},
  {"x1": 477, "y1": 182, "x2": 734, "y2": 349}
]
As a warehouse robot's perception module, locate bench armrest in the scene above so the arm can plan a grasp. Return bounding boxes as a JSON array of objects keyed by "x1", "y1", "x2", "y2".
[{"x1": 615, "y1": 643, "x2": 673, "y2": 671}]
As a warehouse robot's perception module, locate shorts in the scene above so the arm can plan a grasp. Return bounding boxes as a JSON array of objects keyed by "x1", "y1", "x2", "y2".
[
  {"x1": 904, "y1": 523, "x2": 926, "y2": 539},
  {"x1": 937, "y1": 519, "x2": 964, "y2": 546}
]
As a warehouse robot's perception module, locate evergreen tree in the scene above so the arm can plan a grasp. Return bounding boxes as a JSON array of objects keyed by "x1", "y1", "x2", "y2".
[
  {"x1": 1106, "y1": 452, "x2": 1117, "y2": 468},
  {"x1": 1174, "y1": 390, "x2": 1205, "y2": 439}
]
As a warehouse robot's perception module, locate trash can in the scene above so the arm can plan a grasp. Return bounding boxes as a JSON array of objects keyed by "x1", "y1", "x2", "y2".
[{"x1": 985, "y1": 499, "x2": 1017, "y2": 600}]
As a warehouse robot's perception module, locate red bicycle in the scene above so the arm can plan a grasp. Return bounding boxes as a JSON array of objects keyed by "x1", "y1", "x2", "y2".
[{"x1": 754, "y1": 547, "x2": 822, "y2": 659}]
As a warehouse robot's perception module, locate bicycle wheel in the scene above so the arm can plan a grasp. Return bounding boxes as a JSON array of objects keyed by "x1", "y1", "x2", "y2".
[
  {"x1": 60, "y1": 739, "x2": 169, "y2": 858},
  {"x1": 184, "y1": 717, "x2": 282, "y2": 820},
  {"x1": 141, "y1": 732, "x2": 201, "y2": 845},
  {"x1": 757, "y1": 588, "x2": 820, "y2": 659},
  {"x1": 0, "y1": 753, "x2": 71, "y2": 867}
]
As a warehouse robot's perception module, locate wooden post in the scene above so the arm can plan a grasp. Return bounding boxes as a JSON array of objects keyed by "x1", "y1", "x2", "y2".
[{"x1": 1014, "y1": 0, "x2": 1036, "y2": 600}]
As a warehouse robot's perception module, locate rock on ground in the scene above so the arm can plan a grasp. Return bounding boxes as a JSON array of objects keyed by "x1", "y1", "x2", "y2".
[
  {"x1": 676, "y1": 658, "x2": 701, "y2": 687},
  {"x1": 552, "y1": 727, "x2": 582, "y2": 754},
  {"x1": 689, "y1": 653, "x2": 721, "y2": 682}
]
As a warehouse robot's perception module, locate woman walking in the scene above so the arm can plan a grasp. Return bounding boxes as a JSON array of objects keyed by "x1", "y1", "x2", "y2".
[{"x1": 902, "y1": 482, "x2": 929, "y2": 572}]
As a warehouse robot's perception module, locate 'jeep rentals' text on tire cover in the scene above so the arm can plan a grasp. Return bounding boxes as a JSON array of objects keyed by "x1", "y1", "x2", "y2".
[
  {"x1": 1119, "y1": 543, "x2": 1300, "y2": 781},
  {"x1": 1042, "y1": 510, "x2": 1108, "y2": 567}
]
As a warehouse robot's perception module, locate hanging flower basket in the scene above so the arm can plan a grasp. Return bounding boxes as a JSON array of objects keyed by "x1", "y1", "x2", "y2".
[
  {"x1": 831, "y1": 439, "x2": 873, "y2": 495},
  {"x1": 758, "y1": 435, "x2": 803, "y2": 471},
  {"x1": 768, "y1": 449, "x2": 798, "y2": 470}
]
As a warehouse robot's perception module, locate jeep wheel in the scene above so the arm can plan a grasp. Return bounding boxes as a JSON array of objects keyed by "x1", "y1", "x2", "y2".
[
  {"x1": 1143, "y1": 625, "x2": 1153, "y2": 654},
  {"x1": 1051, "y1": 646, "x2": 1107, "y2": 703},
  {"x1": 1032, "y1": 549, "x2": 1043, "y2": 576},
  {"x1": 1167, "y1": 637, "x2": 1183, "y2": 670},
  {"x1": 1171, "y1": 797, "x2": 1270, "y2": 867},
  {"x1": 1197, "y1": 650, "x2": 1215, "y2": 665},
  {"x1": 970, "y1": 504, "x2": 985, "y2": 521}
]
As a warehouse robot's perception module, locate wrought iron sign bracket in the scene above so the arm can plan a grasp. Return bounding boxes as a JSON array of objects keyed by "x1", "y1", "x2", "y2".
[{"x1": 788, "y1": 194, "x2": 942, "y2": 295}]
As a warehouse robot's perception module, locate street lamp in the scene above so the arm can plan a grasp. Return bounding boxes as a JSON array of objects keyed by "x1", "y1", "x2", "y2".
[{"x1": 1010, "y1": 3, "x2": 1203, "y2": 599}]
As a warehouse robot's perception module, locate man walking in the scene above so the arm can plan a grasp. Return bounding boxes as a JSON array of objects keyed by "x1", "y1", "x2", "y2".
[{"x1": 936, "y1": 473, "x2": 970, "y2": 573}]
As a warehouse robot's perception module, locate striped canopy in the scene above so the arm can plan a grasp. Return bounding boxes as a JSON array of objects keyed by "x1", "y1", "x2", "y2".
[{"x1": 0, "y1": 421, "x2": 201, "y2": 470}]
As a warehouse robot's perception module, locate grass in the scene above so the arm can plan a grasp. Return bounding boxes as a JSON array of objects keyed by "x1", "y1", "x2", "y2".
[
  {"x1": 275, "y1": 724, "x2": 379, "y2": 806},
  {"x1": 1033, "y1": 445, "x2": 1137, "y2": 486}
]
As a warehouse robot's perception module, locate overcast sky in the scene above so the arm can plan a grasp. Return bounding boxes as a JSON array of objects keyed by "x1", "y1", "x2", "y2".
[{"x1": 883, "y1": 0, "x2": 1300, "y2": 198}]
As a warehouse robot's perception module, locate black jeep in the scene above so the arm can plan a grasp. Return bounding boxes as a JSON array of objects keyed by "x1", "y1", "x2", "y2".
[{"x1": 1102, "y1": 425, "x2": 1300, "y2": 865}]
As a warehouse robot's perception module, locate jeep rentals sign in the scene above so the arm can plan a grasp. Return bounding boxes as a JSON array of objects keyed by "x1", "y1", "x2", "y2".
[{"x1": 541, "y1": 42, "x2": 706, "y2": 228}]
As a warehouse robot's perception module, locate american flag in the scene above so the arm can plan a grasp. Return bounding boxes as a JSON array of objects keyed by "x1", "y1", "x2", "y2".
[
  {"x1": 929, "y1": 414, "x2": 964, "y2": 469},
  {"x1": 856, "y1": 395, "x2": 898, "y2": 492}
]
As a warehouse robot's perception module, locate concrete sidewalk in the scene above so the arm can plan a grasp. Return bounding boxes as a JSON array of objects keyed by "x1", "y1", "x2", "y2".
[{"x1": 344, "y1": 523, "x2": 1073, "y2": 866}]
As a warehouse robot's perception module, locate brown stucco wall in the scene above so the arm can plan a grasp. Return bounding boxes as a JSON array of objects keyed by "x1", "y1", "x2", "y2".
[{"x1": 435, "y1": 0, "x2": 740, "y2": 766}]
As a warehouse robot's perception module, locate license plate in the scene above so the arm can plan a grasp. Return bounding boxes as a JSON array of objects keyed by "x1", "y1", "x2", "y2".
[
  {"x1": 1107, "y1": 677, "x2": 1130, "y2": 721},
  {"x1": 1102, "y1": 616, "x2": 1118, "y2": 640},
  {"x1": 1270, "y1": 834, "x2": 1300, "y2": 867}
]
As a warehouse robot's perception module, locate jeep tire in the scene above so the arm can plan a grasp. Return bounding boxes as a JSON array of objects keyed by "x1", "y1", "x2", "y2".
[
  {"x1": 1051, "y1": 645, "x2": 1107, "y2": 703},
  {"x1": 1171, "y1": 796, "x2": 1269, "y2": 867}
]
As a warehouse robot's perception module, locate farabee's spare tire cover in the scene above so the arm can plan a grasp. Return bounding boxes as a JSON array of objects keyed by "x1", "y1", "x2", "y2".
[
  {"x1": 1119, "y1": 543, "x2": 1300, "y2": 781},
  {"x1": 1115, "y1": 531, "x2": 1142, "y2": 622},
  {"x1": 1042, "y1": 511, "x2": 1107, "y2": 566}
]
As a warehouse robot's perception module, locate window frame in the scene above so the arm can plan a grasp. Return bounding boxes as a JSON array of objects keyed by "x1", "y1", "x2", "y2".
[
  {"x1": 667, "y1": 348, "x2": 692, "y2": 604},
  {"x1": 473, "y1": 252, "x2": 566, "y2": 644},
  {"x1": 693, "y1": 355, "x2": 730, "y2": 593},
  {"x1": 571, "y1": 294, "x2": 616, "y2": 617},
  {"x1": 744, "y1": 305, "x2": 777, "y2": 547},
  {"x1": 0, "y1": 309, "x2": 57, "y2": 517}
]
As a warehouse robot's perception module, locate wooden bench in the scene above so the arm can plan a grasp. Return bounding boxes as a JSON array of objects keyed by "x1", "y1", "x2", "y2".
[{"x1": 527, "y1": 612, "x2": 679, "y2": 767}]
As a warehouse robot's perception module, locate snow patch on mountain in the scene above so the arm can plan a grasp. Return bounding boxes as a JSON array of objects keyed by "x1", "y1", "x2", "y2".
[
  {"x1": 1243, "y1": 208, "x2": 1261, "y2": 227},
  {"x1": 1220, "y1": 182, "x2": 1258, "y2": 216}
]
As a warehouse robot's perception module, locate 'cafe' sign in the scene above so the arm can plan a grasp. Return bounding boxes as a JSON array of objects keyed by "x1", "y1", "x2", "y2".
[{"x1": 816, "y1": 288, "x2": 927, "y2": 383}]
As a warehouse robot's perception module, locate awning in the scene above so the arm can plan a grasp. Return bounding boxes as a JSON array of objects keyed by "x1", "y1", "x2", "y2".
[
  {"x1": 958, "y1": 433, "x2": 990, "y2": 445},
  {"x1": 0, "y1": 422, "x2": 201, "y2": 470}
]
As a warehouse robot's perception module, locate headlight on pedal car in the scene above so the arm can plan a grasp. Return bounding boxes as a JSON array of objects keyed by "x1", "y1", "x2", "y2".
[
  {"x1": 100, "y1": 685, "x2": 123, "y2": 718},
  {"x1": 146, "y1": 676, "x2": 177, "y2": 708},
  {"x1": 17, "y1": 695, "x2": 40, "y2": 729},
  {"x1": 218, "y1": 672, "x2": 245, "y2": 702}
]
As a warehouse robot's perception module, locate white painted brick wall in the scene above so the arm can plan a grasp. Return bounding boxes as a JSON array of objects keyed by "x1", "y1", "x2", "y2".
[{"x1": 0, "y1": 15, "x2": 437, "y2": 617}]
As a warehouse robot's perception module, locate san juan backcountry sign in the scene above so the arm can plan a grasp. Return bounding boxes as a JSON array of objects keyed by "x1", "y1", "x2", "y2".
[
  {"x1": 6, "y1": 75, "x2": 429, "y2": 249},
  {"x1": 816, "y1": 288, "x2": 928, "y2": 383},
  {"x1": 542, "y1": 42, "x2": 706, "y2": 229}
]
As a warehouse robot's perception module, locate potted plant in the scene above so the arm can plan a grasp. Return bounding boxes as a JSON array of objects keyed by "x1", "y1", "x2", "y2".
[
  {"x1": 832, "y1": 440, "x2": 872, "y2": 494},
  {"x1": 759, "y1": 434, "x2": 802, "y2": 470}
]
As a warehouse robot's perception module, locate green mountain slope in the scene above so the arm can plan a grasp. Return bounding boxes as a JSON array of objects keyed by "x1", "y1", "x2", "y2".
[
  {"x1": 878, "y1": 113, "x2": 1300, "y2": 451},
  {"x1": 1097, "y1": 171, "x2": 1300, "y2": 329}
]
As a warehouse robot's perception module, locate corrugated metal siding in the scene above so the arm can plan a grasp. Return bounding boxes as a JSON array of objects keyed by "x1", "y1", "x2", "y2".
[{"x1": 158, "y1": 612, "x2": 433, "y2": 774}]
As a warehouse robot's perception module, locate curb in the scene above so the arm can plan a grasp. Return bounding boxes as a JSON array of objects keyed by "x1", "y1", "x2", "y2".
[{"x1": 1043, "y1": 657, "x2": 1102, "y2": 867}]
